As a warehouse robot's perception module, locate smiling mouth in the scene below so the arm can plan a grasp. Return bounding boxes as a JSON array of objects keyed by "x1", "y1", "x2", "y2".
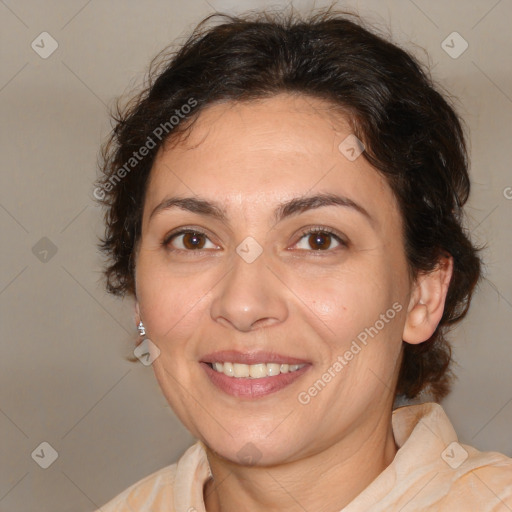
[
  {"x1": 201, "y1": 350, "x2": 311, "y2": 398},
  {"x1": 207, "y1": 362, "x2": 307, "y2": 378}
]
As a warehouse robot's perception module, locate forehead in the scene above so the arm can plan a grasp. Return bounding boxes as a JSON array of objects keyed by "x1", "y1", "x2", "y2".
[{"x1": 144, "y1": 94, "x2": 399, "y2": 226}]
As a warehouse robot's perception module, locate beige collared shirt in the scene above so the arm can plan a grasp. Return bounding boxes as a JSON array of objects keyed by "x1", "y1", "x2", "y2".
[{"x1": 96, "y1": 403, "x2": 512, "y2": 511}]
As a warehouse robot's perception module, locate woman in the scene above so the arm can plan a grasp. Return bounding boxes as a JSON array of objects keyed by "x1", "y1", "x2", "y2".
[{"x1": 94, "y1": 9, "x2": 512, "y2": 511}]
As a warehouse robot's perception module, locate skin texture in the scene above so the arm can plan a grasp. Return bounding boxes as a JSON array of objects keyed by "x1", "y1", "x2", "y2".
[{"x1": 134, "y1": 94, "x2": 453, "y2": 512}]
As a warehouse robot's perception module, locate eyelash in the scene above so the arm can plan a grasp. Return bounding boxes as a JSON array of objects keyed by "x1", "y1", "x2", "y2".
[
  {"x1": 294, "y1": 227, "x2": 348, "y2": 253},
  {"x1": 162, "y1": 226, "x2": 347, "y2": 253},
  {"x1": 162, "y1": 228, "x2": 217, "y2": 253}
]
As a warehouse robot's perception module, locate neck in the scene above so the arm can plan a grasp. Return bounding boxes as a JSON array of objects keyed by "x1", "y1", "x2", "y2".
[{"x1": 203, "y1": 408, "x2": 397, "y2": 512}]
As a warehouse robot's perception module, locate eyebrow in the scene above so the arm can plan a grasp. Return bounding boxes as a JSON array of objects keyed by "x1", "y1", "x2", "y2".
[{"x1": 149, "y1": 193, "x2": 374, "y2": 227}]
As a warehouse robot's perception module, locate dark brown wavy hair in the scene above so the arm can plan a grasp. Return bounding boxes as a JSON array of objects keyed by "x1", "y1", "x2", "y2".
[{"x1": 95, "y1": 8, "x2": 482, "y2": 401}]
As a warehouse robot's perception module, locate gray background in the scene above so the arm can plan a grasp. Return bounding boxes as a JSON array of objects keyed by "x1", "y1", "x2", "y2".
[{"x1": 0, "y1": 0, "x2": 511, "y2": 510}]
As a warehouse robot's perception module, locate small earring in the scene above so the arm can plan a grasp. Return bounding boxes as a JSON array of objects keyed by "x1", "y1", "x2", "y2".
[{"x1": 137, "y1": 321, "x2": 146, "y2": 337}]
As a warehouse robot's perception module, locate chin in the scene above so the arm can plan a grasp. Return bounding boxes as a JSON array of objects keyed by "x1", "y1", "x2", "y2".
[{"x1": 202, "y1": 429, "x2": 305, "y2": 467}]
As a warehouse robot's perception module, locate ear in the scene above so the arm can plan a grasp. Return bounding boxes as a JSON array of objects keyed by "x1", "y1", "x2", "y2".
[{"x1": 403, "y1": 255, "x2": 454, "y2": 345}]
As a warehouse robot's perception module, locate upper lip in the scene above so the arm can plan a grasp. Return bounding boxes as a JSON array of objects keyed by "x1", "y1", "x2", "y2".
[{"x1": 201, "y1": 350, "x2": 310, "y2": 365}]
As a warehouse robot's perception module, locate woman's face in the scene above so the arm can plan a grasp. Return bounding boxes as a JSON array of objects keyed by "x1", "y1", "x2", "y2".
[{"x1": 135, "y1": 94, "x2": 414, "y2": 465}]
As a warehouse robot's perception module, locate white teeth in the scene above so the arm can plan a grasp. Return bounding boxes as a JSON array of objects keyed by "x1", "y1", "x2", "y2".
[
  {"x1": 267, "y1": 363, "x2": 281, "y2": 376},
  {"x1": 233, "y1": 363, "x2": 249, "y2": 377},
  {"x1": 223, "y1": 362, "x2": 234, "y2": 377},
  {"x1": 249, "y1": 363, "x2": 267, "y2": 378},
  {"x1": 209, "y1": 362, "x2": 306, "y2": 378}
]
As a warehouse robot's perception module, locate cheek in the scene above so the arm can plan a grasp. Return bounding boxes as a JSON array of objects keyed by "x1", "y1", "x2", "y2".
[
  {"x1": 288, "y1": 266, "x2": 395, "y2": 346},
  {"x1": 135, "y1": 254, "x2": 212, "y2": 345}
]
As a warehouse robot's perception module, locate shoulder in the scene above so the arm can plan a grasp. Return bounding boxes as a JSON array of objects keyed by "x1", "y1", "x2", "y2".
[
  {"x1": 94, "y1": 463, "x2": 177, "y2": 512},
  {"x1": 436, "y1": 447, "x2": 512, "y2": 510},
  {"x1": 387, "y1": 403, "x2": 512, "y2": 510},
  {"x1": 94, "y1": 441, "x2": 209, "y2": 512},
  {"x1": 394, "y1": 403, "x2": 512, "y2": 512}
]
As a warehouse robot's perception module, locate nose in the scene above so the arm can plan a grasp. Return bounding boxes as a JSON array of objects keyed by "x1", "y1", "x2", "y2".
[{"x1": 210, "y1": 250, "x2": 288, "y2": 332}]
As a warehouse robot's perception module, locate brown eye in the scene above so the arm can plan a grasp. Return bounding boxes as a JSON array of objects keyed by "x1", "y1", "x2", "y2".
[
  {"x1": 294, "y1": 229, "x2": 344, "y2": 251},
  {"x1": 308, "y1": 232, "x2": 333, "y2": 250},
  {"x1": 182, "y1": 232, "x2": 206, "y2": 249},
  {"x1": 166, "y1": 230, "x2": 217, "y2": 251}
]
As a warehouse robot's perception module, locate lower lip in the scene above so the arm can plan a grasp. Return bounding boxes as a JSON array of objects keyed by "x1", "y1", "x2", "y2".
[{"x1": 201, "y1": 362, "x2": 311, "y2": 399}]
